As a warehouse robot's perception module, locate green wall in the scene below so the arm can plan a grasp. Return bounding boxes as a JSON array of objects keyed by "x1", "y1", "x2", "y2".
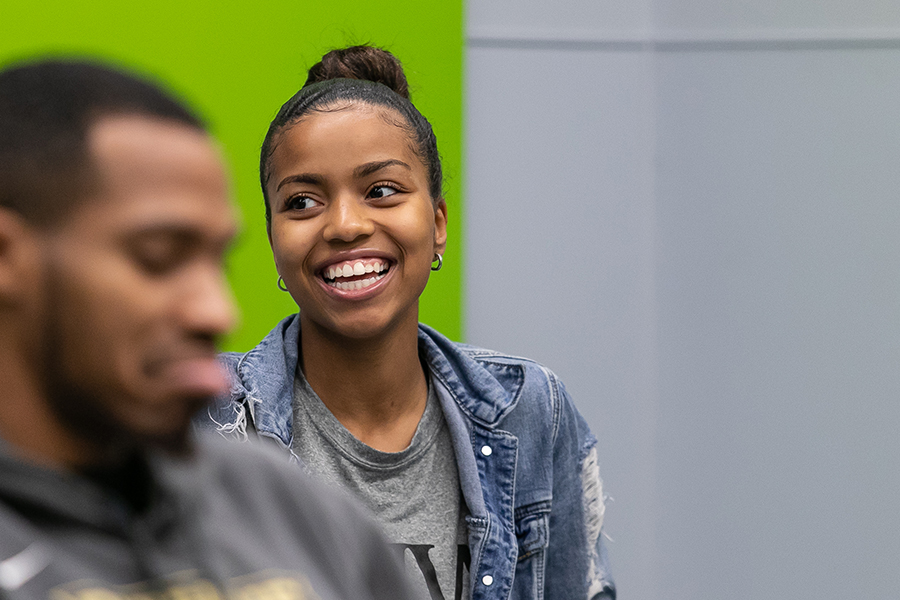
[{"x1": 0, "y1": 0, "x2": 464, "y2": 349}]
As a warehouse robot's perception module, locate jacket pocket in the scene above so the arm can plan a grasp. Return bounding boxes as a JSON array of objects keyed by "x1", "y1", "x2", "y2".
[{"x1": 514, "y1": 503, "x2": 550, "y2": 599}]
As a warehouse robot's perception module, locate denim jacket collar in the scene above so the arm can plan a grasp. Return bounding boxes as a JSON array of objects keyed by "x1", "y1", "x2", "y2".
[{"x1": 230, "y1": 314, "x2": 522, "y2": 447}]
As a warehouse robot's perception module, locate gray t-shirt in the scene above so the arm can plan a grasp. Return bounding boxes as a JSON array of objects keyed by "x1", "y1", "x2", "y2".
[{"x1": 291, "y1": 369, "x2": 470, "y2": 600}]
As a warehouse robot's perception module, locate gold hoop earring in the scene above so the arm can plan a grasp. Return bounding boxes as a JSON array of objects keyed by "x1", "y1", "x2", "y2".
[
  {"x1": 431, "y1": 253, "x2": 443, "y2": 272},
  {"x1": 277, "y1": 276, "x2": 289, "y2": 292}
]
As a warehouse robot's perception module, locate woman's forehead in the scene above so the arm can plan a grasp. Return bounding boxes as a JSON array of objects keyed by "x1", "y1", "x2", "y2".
[
  {"x1": 287, "y1": 101, "x2": 406, "y2": 134},
  {"x1": 271, "y1": 106, "x2": 422, "y2": 174}
]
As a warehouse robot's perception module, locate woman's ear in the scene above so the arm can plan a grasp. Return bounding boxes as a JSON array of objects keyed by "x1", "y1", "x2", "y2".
[{"x1": 433, "y1": 198, "x2": 448, "y2": 256}]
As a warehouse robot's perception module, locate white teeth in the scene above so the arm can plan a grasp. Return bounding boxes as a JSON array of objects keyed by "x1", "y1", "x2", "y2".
[
  {"x1": 328, "y1": 273, "x2": 384, "y2": 291},
  {"x1": 325, "y1": 260, "x2": 390, "y2": 281}
]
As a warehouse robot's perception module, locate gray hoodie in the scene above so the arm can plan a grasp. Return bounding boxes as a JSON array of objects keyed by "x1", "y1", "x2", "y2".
[{"x1": 0, "y1": 433, "x2": 415, "y2": 600}]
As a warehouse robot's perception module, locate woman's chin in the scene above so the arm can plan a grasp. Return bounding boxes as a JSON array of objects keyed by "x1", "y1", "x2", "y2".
[{"x1": 304, "y1": 307, "x2": 418, "y2": 343}]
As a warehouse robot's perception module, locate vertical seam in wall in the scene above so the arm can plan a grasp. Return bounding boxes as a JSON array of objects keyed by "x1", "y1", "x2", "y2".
[{"x1": 646, "y1": 15, "x2": 661, "y2": 599}]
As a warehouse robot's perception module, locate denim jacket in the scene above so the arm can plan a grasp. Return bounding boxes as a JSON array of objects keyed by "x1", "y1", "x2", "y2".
[{"x1": 204, "y1": 315, "x2": 616, "y2": 600}]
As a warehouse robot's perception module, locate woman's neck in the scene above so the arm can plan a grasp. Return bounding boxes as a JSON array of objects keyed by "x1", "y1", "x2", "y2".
[{"x1": 298, "y1": 316, "x2": 428, "y2": 452}]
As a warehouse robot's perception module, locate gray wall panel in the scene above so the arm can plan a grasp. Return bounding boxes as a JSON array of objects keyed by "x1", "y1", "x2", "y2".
[
  {"x1": 465, "y1": 4, "x2": 900, "y2": 599},
  {"x1": 654, "y1": 0, "x2": 900, "y2": 32},
  {"x1": 654, "y1": 48, "x2": 900, "y2": 599},
  {"x1": 468, "y1": 0, "x2": 651, "y2": 38},
  {"x1": 465, "y1": 46, "x2": 657, "y2": 599}
]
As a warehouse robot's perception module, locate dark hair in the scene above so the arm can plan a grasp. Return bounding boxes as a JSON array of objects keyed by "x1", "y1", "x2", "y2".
[
  {"x1": 0, "y1": 58, "x2": 205, "y2": 226},
  {"x1": 260, "y1": 46, "x2": 442, "y2": 224}
]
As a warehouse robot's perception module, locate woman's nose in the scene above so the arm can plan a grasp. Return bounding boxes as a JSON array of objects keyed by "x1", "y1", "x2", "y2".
[{"x1": 322, "y1": 195, "x2": 375, "y2": 242}]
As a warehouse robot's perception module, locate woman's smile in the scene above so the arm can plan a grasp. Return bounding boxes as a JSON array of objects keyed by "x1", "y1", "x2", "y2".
[{"x1": 317, "y1": 255, "x2": 394, "y2": 297}]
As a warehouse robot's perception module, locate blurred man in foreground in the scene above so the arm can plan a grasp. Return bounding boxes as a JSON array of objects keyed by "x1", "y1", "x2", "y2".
[{"x1": 0, "y1": 58, "x2": 414, "y2": 600}]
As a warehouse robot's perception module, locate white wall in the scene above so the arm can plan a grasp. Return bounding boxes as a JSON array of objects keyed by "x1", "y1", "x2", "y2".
[{"x1": 465, "y1": 1, "x2": 900, "y2": 598}]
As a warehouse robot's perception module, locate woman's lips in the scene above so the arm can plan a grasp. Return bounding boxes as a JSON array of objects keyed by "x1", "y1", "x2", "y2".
[{"x1": 320, "y1": 257, "x2": 392, "y2": 292}]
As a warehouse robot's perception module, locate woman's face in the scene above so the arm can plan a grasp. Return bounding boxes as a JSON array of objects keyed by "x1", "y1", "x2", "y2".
[{"x1": 266, "y1": 104, "x2": 447, "y2": 341}]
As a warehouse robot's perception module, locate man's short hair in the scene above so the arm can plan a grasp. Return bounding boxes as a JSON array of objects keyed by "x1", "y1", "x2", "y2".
[{"x1": 0, "y1": 59, "x2": 205, "y2": 226}]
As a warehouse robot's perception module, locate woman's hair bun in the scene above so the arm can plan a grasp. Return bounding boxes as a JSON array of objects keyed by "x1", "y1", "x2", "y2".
[{"x1": 305, "y1": 45, "x2": 410, "y2": 100}]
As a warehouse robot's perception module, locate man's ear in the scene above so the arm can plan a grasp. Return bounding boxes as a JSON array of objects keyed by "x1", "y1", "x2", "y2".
[
  {"x1": 0, "y1": 208, "x2": 41, "y2": 305},
  {"x1": 433, "y1": 198, "x2": 448, "y2": 257}
]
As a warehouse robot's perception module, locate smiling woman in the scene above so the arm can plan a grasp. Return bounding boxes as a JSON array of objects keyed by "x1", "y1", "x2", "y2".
[{"x1": 203, "y1": 45, "x2": 616, "y2": 600}]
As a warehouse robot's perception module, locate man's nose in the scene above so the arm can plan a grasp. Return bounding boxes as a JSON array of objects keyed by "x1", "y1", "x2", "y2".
[{"x1": 180, "y1": 263, "x2": 237, "y2": 338}]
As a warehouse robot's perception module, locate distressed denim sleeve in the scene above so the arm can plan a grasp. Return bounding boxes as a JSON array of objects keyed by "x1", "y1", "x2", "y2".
[
  {"x1": 545, "y1": 378, "x2": 616, "y2": 600},
  {"x1": 582, "y1": 442, "x2": 616, "y2": 600}
]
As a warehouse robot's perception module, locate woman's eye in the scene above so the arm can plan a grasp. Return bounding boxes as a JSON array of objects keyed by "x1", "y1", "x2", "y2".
[
  {"x1": 369, "y1": 185, "x2": 398, "y2": 199},
  {"x1": 287, "y1": 195, "x2": 320, "y2": 210}
]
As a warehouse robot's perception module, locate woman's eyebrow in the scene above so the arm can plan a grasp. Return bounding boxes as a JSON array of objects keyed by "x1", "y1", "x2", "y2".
[
  {"x1": 276, "y1": 173, "x2": 325, "y2": 191},
  {"x1": 354, "y1": 159, "x2": 411, "y2": 179}
]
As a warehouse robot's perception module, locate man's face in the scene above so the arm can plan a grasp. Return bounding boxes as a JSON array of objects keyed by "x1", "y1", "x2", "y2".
[{"x1": 35, "y1": 115, "x2": 237, "y2": 457}]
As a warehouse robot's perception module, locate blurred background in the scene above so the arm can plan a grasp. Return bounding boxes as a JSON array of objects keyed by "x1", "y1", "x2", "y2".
[{"x1": 4, "y1": 1, "x2": 899, "y2": 598}]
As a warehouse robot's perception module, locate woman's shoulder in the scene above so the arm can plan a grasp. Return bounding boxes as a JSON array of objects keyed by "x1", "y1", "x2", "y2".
[
  {"x1": 218, "y1": 351, "x2": 243, "y2": 372},
  {"x1": 217, "y1": 315, "x2": 301, "y2": 385},
  {"x1": 417, "y1": 324, "x2": 572, "y2": 426},
  {"x1": 418, "y1": 323, "x2": 565, "y2": 385}
]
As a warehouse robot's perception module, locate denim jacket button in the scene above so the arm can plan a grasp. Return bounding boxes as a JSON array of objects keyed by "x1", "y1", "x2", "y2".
[
  {"x1": 481, "y1": 445, "x2": 492, "y2": 456},
  {"x1": 482, "y1": 575, "x2": 493, "y2": 586}
]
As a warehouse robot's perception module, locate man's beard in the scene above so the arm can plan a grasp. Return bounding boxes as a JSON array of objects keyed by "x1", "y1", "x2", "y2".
[{"x1": 36, "y1": 297, "x2": 197, "y2": 464}]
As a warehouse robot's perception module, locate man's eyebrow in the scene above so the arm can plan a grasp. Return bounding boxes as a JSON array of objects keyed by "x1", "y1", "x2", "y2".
[
  {"x1": 354, "y1": 160, "x2": 411, "y2": 179},
  {"x1": 276, "y1": 173, "x2": 325, "y2": 192},
  {"x1": 126, "y1": 222, "x2": 238, "y2": 245},
  {"x1": 128, "y1": 223, "x2": 196, "y2": 239}
]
